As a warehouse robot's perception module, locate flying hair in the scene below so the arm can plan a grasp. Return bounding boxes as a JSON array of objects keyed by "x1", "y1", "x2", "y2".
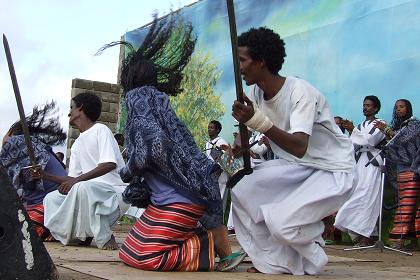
[
  {"x1": 10, "y1": 100, "x2": 67, "y2": 146},
  {"x1": 96, "y1": 12, "x2": 196, "y2": 96}
]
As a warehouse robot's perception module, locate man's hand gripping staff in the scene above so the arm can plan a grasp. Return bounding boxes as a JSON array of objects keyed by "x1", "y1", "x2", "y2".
[{"x1": 232, "y1": 94, "x2": 273, "y2": 133}]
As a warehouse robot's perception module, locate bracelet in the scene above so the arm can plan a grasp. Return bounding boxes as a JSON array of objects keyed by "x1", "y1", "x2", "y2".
[{"x1": 383, "y1": 126, "x2": 391, "y2": 135}]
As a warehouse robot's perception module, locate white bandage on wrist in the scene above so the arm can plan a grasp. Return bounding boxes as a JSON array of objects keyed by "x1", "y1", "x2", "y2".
[{"x1": 244, "y1": 107, "x2": 273, "y2": 133}]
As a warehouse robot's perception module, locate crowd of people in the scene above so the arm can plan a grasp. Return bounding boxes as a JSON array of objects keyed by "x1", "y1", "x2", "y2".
[{"x1": 1, "y1": 15, "x2": 418, "y2": 276}]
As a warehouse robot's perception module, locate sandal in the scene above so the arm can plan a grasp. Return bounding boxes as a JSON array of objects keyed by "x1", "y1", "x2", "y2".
[
  {"x1": 216, "y1": 248, "x2": 247, "y2": 272},
  {"x1": 388, "y1": 239, "x2": 404, "y2": 250}
]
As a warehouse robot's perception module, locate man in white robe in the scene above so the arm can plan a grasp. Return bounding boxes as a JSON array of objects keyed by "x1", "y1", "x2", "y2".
[
  {"x1": 335, "y1": 96, "x2": 385, "y2": 245},
  {"x1": 231, "y1": 27, "x2": 355, "y2": 275},
  {"x1": 43, "y1": 92, "x2": 129, "y2": 250}
]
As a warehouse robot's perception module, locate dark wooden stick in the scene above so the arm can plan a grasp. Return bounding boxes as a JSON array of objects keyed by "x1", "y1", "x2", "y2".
[{"x1": 226, "y1": 0, "x2": 252, "y2": 176}]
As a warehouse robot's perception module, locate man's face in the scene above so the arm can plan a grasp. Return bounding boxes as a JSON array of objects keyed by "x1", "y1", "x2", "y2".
[
  {"x1": 363, "y1": 99, "x2": 377, "y2": 117},
  {"x1": 208, "y1": 123, "x2": 219, "y2": 138},
  {"x1": 238, "y1": 46, "x2": 262, "y2": 86},
  {"x1": 68, "y1": 100, "x2": 82, "y2": 127}
]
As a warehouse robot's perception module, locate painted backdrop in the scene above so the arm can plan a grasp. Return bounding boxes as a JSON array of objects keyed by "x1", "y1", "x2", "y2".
[{"x1": 122, "y1": 0, "x2": 419, "y2": 146}]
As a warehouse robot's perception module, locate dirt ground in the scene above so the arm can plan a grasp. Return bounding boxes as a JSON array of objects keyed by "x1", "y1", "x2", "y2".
[{"x1": 47, "y1": 224, "x2": 420, "y2": 280}]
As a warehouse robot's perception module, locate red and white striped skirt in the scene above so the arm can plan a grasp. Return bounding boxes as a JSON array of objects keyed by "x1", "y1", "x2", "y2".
[
  {"x1": 26, "y1": 203, "x2": 53, "y2": 241},
  {"x1": 389, "y1": 171, "x2": 420, "y2": 239},
  {"x1": 119, "y1": 203, "x2": 215, "y2": 271}
]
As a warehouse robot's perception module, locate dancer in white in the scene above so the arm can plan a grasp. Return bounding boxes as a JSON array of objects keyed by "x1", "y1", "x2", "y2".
[
  {"x1": 335, "y1": 95, "x2": 385, "y2": 246},
  {"x1": 43, "y1": 92, "x2": 129, "y2": 250},
  {"x1": 231, "y1": 27, "x2": 355, "y2": 275}
]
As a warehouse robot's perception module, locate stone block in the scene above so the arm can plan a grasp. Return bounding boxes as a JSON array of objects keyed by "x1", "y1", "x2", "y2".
[
  {"x1": 102, "y1": 102, "x2": 110, "y2": 112},
  {"x1": 93, "y1": 81, "x2": 112, "y2": 92},
  {"x1": 69, "y1": 129, "x2": 80, "y2": 139},
  {"x1": 99, "y1": 112, "x2": 118, "y2": 123},
  {"x1": 109, "y1": 102, "x2": 119, "y2": 113},
  {"x1": 72, "y1": 78, "x2": 93, "y2": 90}
]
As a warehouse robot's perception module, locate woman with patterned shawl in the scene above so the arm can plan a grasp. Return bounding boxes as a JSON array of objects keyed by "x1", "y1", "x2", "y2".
[
  {"x1": 0, "y1": 102, "x2": 67, "y2": 241},
  {"x1": 97, "y1": 14, "x2": 245, "y2": 272},
  {"x1": 374, "y1": 99, "x2": 420, "y2": 250}
]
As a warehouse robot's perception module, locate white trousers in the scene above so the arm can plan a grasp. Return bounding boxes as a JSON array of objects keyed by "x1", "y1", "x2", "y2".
[
  {"x1": 44, "y1": 181, "x2": 128, "y2": 248},
  {"x1": 232, "y1": 159, "x2": 354, "y2": 275}
]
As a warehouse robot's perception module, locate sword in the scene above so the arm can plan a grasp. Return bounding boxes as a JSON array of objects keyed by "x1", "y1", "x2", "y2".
[
  {"x1": 225, "y1": 0, "x2": 253, "y2": 183},
  {"x1": 3, "y1": 34, "x2": 38, "y2": 171}
]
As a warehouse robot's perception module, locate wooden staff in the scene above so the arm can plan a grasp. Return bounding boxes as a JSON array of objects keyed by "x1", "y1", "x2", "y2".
[{"x1": 225, "y1": 0, "x2": 253, "y2": 178}]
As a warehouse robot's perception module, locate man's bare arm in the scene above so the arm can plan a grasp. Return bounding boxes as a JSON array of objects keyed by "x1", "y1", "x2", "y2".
[{"x1": 49, "y1": 162, "x2": 117, "y2": 195}]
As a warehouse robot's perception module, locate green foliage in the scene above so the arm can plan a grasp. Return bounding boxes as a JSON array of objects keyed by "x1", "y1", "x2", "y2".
[{"x1": 170, "y1": 52, "x2": 225, "y2": 149}]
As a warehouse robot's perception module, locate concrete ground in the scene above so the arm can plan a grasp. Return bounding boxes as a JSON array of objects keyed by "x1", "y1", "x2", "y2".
[{"x1": 48, "y1": 224, "x2": 420, "y2": 280}]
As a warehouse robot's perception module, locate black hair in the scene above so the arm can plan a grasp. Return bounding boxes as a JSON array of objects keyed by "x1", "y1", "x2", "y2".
[
  {"x1": 364, "y1": 95, "x2": 381, "y2": 114},
  {"x1": 55, "y1": 152, "x2": 64, "y2": 160},
  {"x1": 96, "y1": 13, "x2": 196, "y2": 96},
  {"x1": 238, "y1": 27, "x2": 286, "y2": 74},
  {"x1": 391, "y1": 99, "x2": 413, "y2": 130},
  {"x1": 72, "y1": 92, "x2": 102, "y2": 122},
  {"x1": 114, "y1": 133, "x2": 124, "y2": 145},
  {"x1": 209, "y1": 120, "x2": 222, "y2": 133},
  {"x1": 10, "y1": 101, "x2": 67, "y2": 146}
]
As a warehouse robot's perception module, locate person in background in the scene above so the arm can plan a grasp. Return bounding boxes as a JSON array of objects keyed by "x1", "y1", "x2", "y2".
[
  {"x1": 114, "y1": 133, "x2": 127, "y2": 161},
  {"x1": 374, "y1": 99, "x2": 420, "y2": 250},
  {"x1": 334, "y1": 116, "x2": 346, "y2": 134},
  {"x1": 55, "y1": 152, "x2": 64, "y2": 163},
  {"x1": 335, "y1": 95, "x2": 386, "y2": 246}
]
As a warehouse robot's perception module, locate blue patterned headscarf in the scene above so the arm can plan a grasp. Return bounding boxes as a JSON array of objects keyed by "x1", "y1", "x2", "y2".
[
  {"x1": 0, "y1": 135, "x2": 51, "y2": 198},
  {"x1": 120, "y1": 86, "x2": 222, "y2": 228},
  {"x1": 387, "y1": 118, "x2": 420, "y2": 174}
]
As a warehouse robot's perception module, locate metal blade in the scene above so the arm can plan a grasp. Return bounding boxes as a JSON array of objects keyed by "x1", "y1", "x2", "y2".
[{"x1": 3, "y1": 34, "x2": 36, "y2": 166}]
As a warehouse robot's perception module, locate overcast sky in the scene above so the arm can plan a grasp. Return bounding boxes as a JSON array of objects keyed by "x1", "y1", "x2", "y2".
[{"x1": 0, "y1": 0, "x2": 196, "y2": 153}]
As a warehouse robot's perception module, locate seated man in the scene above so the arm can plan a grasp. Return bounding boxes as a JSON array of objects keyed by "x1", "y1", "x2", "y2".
[
  {"x1": 231, "y1": 27, "x2": 355, "y2": 275},
  {"x1": 43, "y1": 92, "x2": 129, "y2": 250},
  {"x1": 0, "y1": 102, "x2": 67, "y2": 241}
]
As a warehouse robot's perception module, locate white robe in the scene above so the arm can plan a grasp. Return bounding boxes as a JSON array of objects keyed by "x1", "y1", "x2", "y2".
[
  {"x1": 334, "y1": 120, "x2": 385, "y2": 237},
  {"x1": 44, "y1": 182, "x2": 128, "y2": 248},
  {"x1": 44, "y1": 123, "x2": 129, "y2": 248},
  {"x1": 232, "y1": 159, "x2": 353, "y2": 275}
]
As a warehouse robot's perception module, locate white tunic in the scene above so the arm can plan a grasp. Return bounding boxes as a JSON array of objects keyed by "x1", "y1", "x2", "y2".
[
  {"x1": 232, "y1": 77, "x2": 355, "y2": 275},
  {"x1": 44, "y1": 123, "x2": 129, "y2": 248},
  {"x1": 334, "y1": 119, "x2": 385, "y2": 237}
]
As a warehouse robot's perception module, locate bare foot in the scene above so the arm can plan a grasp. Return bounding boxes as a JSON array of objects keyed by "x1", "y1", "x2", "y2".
[
  {"x1": 102, "y1": 235, "x2": 118, "y2": 250},
  {"x1": 78, "y1": 237, "x2": 93, "y2": 247},
  {"x1": 209, "y1": 225, "x2": 231, "y2": 259},
  {"x1": 247, "y1": 267, "x2": 261, "y2": 273}
]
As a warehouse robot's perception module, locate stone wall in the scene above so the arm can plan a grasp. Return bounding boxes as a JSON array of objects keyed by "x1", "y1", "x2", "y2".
[{"x1": 66, "y1": 78, "x2": 121, "y2": 165}]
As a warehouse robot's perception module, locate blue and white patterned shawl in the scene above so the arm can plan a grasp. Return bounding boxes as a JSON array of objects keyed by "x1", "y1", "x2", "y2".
[
  {"x1": 0, "y1": 135, "x2": 51, "y2": 198},
  {"x1": 387, "y1": 118, "x2": 420, "y2": 174},
  {"x1": 119, "y1": 86, "x2": 222, "y2": 228}
]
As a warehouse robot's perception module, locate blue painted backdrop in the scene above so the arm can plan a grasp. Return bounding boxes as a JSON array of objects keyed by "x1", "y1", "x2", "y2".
[{"x1": 124, "y1": 0, "x2": 419, "y2": 142}]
